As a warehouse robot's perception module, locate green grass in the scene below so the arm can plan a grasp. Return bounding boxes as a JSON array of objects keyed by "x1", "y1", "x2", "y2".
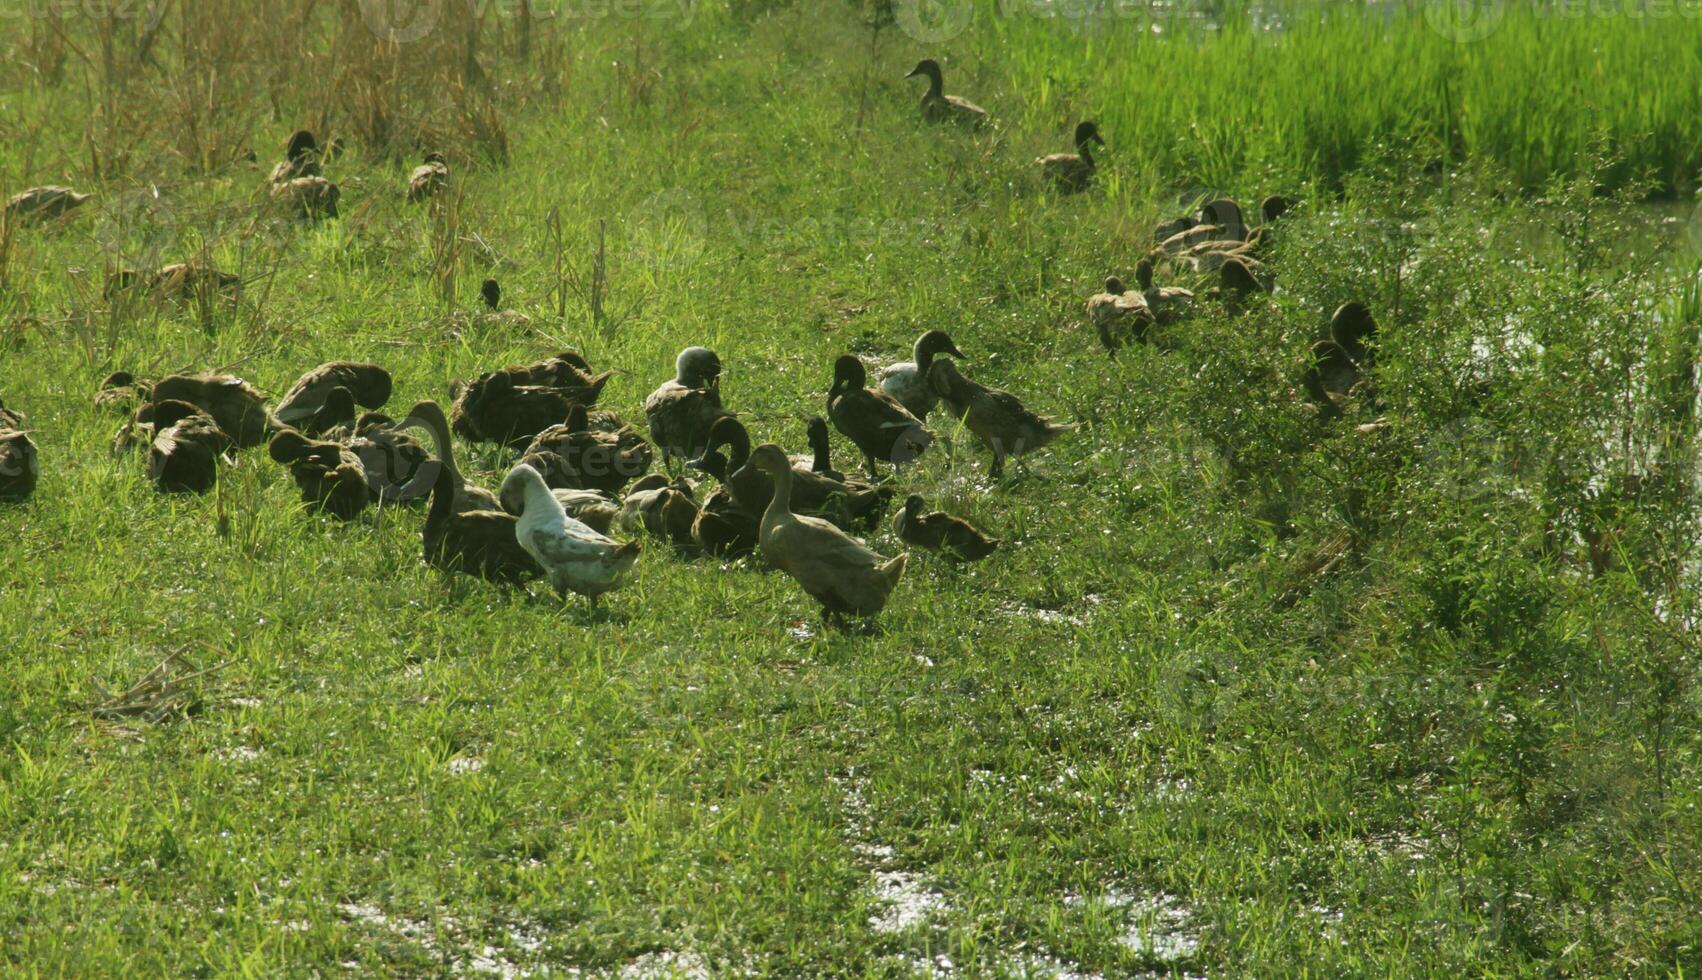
[{"x1": 2, "y1": 1, "x2": 1701, "y2": 975}]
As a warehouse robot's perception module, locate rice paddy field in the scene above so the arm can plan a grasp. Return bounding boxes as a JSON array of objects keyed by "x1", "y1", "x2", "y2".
[{"x1": 3, "y1": 0, "x2": 1702, "y2": 974}]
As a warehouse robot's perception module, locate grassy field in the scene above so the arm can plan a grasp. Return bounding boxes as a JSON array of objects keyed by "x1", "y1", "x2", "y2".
[{"x1": 3, "y1": 0, "x2": 1702, "y2": 974}]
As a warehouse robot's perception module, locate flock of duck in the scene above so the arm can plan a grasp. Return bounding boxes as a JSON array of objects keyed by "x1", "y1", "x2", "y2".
[{"x1": 0, "y1": 59, "x2": 1364, "y2": 624}]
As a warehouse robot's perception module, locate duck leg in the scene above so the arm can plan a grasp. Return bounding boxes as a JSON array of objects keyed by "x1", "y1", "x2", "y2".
[{"x1": 864, "y1": 451, "x2": 880, "y2": 480}]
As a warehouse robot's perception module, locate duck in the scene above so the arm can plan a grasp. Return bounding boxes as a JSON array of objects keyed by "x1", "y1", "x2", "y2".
[
  {"x1": 878, "y1": 329, "x2": 966, "y2": 420},
  {"x1": 1133, "y1": 258, "x2": 1194, "y2": 322},
  {"x1": 691, "y1": 416, "x2": 892, "y2": 531},
  {"x1": 689, "y1": 462, "x2": 761, "y2": 559},
  {"x1": 347, "y1": 411, "x2": 437, "y2": 505},
  {"x1": 271, "y1": 175, "x2": 340, "y2": 220},
  {"x1": 1036, "y1": 121, "x2": 1104, "y2": 194},
  {"x1": 396, "y1": 399, "x2": 503, "y2": 513},
  {"x1": 451, "y1": 366, "x2": 611, "y2": 449},
  {"x1": 1159, "y1": 199, "x2": 1249, "y2": 255},
  {"x1": 273, "y1": 361, "x2": 392, "y2": 430},
  {"x1": 1086, "y1": 276, "x2": 1154, "y2": 356},
  {"x1": 473, "y1": 279, "x2": 532, "y2": 329},
  {"x1": 95, "y1": 371, "x2": 153, "y2": 414},
  {"x1": 827, "y1": 354, "x2": 934, "y2": 477},
  {"x1": 896, "y1": 494, "x2": 999, "y2": 561},
  {"x1": 803, "y1": 416, "x2": 846, "y2": 481},
  {"x1": 105, "y1": 263, "x2": 244, "y2": 303},
  {"x1": 267, "y1": 429, "x2": 370, "y2": 520},
  {"x1": 419, "y1": 455, "x2": 540, "y2": 585},
  {"x1": 407, "y1": 152, "x2": 449, "y2": 203},
  {"x1": 5, "y1": 186, "x2": 91, "y2": 224},
  {"x1": 1215, "y1": 255, "x2": 1272, "y2": 298},
  {"x1": 750, "y1": 444, "x2": 906, "y2": 621},
  {"x1": 294, "y1": 385, "x2": 358, "y2": 439},
  {"x1": 502, "y1": 463, "x2": 640, "y2": 604},
  {"x1": 0, "y1": 399, "x2": 38, "y2": 501},
  {"x1": 521, "y1": 403, "x2": 653, "y2": 495},
  {"x1": 146, "y1": 399, "x2": 234, "y2": 494},
  {"x1": 618, "y1": 473, "x2": 702, "y2": 553},
  {"x1": 904, "y1": 59, "x2": 988, "y2": 128},
  {"x1": 644, "y1": 346, "x2": 733, "y2": 466},
  {"x1": 150, "y1": 372, "x2": 272, "y2": 448},
  {"x1": 268, "y1": 130, "x2": 322, "y2": 184},
  {"x1": 1301, "y1": 302, "x2": 1379, "y2": 419},
  {"x1": 927, "y1": 360, "x2": 1074, "y2": 479}
]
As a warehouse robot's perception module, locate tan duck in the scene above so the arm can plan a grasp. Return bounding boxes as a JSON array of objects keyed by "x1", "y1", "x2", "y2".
[
  {"x1": 522, "y1": 404, "x2": 653, "y2": 495},
  {"x1": 419, "y1": 456, "x2": 539, "y2": 585},
  {"x1": 827, "y1": 354, "x2": 934, "y2": 477},
  {"x1": 407, "y1": 153, "x2": 449, "y2": 203},
  {"x1": 502, "y1": 463, "x2": 639, "y2": 604},
  {"x1": 644, "y1": 346, "x2": 732, "y2": 466},
  {"x1": 1087, "y1": 276, "x2": 1154, "y2": 356},
  {"x1": 6, "y1": 186, "x2": 90, "y2": 224},
  {"x1": 271, "y1": 175, "x2": 340, "y2": 220},
  {"x1": 146, "y1": 399, "x2": 234, "y2": 494},
  {"x1": 267, "y1": 428, "x2": 370, "y2": 520},
  {"x1": 878, "y1": 329, "x2": 966, "y2": 421},
  {"x1": 927, "y1": 360, "x2": 1074, "y2": 479},
  {"x1": 617, "y1": 474, "x2": 701, "y2": 553},
  {"x1": 1134, "y1": 258, "x2": 1194, "y2": 323},
  {"x1": 1215, "y1": 255, "x2": 1272, "y2": 298},
  {"x1": 268, "y1": 130, "x2": 322, "y2": 184},
  {"x1": 698, "y1": 416, "x2": 892, "y2": 530},
  {"x1": 105, "y1": 263, "x2": 243, "y2": 303},
  {"x1": 150, "y1": 373, "x2": 271, "y2": 448},
  {"x1": 397, "y1": 399, "x2": 502, "y2": 513},
  {"x1": 750, "y1": 444, "x2": 906, "y2": 621},
  {"x1": 273, "y1": 361, "x2": 392, "y2": 430},
  {"x1": 1036, "y1": 121, "x2": 1104, "y2": 194},
  {"x1": 896, "y1": 494, "x2": 999, "y2": 561},
  {"x1": 1159, "y1": 198, "x2": 1249, "y2": 255},
  {"x1": 0, "y1": 399, "x2": 38, "y2": 502},
  {"x1": 474, "y1": 279, "x2": 532, "y2": 329},
  {"x1": 905, "y1": 59, "x2": 988, "y2": 128},
  {"x1": 95, "y1": 371, "x2": 153, "y2": 414}
]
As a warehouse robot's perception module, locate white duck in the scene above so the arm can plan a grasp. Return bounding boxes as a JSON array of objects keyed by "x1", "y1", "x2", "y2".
[
  {"x1": 500, "y1": 463, "x2": 641, "y2": 606},
  {"x1": 878, "y1": 329, "x2": 966, "y2": 421}
]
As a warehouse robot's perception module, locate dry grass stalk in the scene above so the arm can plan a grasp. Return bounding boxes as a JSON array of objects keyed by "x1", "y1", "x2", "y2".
[{"x1": 91, "y1": 649, "x2": 233, "y2": 724}]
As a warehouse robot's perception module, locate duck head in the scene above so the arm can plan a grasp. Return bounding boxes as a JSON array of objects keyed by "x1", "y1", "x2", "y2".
[
  {"x1": 676, "y1": 346, "x2": 722, "y2": 389},
  {"x1": 1329, "y1": 301, "x2": 1377, "y2": 362},
  {"x1": 1201, "y1": 198, "x2": 1247, "y2": 238},
  {"x1": 830, "y1": 354, "x2": 868, "y2": 397},
  {"x1": 102, "y1": 370, "x2": 136, "y2": 389},
  {"x1": 1261, "y1": 194, "x2": 1292, "y2": 223},
  {"x1": 905, "y1": 58, "x2": 944, "y2": 90},
  {"x1": 1105, "y1": 275, "x2": 1128, "y2": 295},
  {"x1": 914, "y1": 329, "x2": 965, "y2": 368},
  {"x1": 748, "y1": 443, "x2": 791, "y2": 477},
  {"x1": 900, "y1": 493, "x2": 926, "y2": 519},
  {"x1": 1134, "y1": 259, "x2": 1155, "y2": 291},
  {"x1": 806, "y1": 415, "x2": 833, "y2": 455},
  {"x1": 686, "y1": 447, "x2": 731, "y2": 481},
  {"x1": 424, "y1": 151, "x2": 447, "y2": 166},
  {"x1": 499, "y1": 462, "x2": 550, "y2": 514},
  {"x1": 481, "y1": 278, "x2": 501, "y2": 310},
  {"x1": 285, "y1": 129, "x2": 318, "y2": 163},
  {"x1": 1074, "y1": 120, "x2": 1105, "y2": 150}
]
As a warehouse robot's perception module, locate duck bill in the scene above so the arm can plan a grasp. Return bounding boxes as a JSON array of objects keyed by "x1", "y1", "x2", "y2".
[{"x1": 904, "y1": 66, "x2": 923, "y2": 78}]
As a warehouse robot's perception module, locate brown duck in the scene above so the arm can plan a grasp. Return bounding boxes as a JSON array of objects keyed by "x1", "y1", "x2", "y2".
[
  {"x1": 95, "y1": 371, "x2": 153, "y2": 414},
  {"x1": 5, "y1": 186, "x2": 91, "y2": 223},
  {"x1": 643, "y1": 346, "x2": 732, "y2": 466},
  {"x1": 521, "y1": 404, "x2": 654, "y2": 495},
  {"x1": 419, "y1": 449, "x2": 539, "y2": 584},
  {"x1": 905, "y1": 59, "x2": 988, "y2": 128},
  {"x1": 827, "y1": 354, "x2": 934, "y2": 477},
  {"x1": 273, "y1": 362, "x2": 392, "y2": 430},
  {"x1": 1036, "y1": 121, "x2": 1104, "y2": 194},
  {"x1": 927, "y1": 360, "x2": 1074, "y2": 479},
  {"x1": 0, "y1": 398, "x2": 38, "y2": 502},
  {"x1": 146, "y1": 399, "x2": 234, "y2": 494},
  {"x1": 150, "y1": 373, "x2": 272, "y2": 449},
  {"x1": 693, "y1": 416, "x2": 891, "y2": 531},
  {"x1": 268, "y1": 429, "x2": 370, "y2": 520},
  {"x1": 618, "y1": 474, "x2": 702, "y2": 554},
  {"x1": 407, "y1": 153, "x2": 449, "y2": 203},
  {"x1": 896, "y1": 494, "x2": 999, "y2": 561}
]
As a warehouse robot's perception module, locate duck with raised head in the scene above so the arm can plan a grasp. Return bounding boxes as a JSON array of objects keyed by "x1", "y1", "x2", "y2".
[
  {"x1": 407, "y1": 152, "x2": 449, "y2": 203},
  {"x1": 502, "y1": 462, "x2": 639, "y2": 604},
  {"x1": 803, "y1": 416, "x2": 845, "y2": 481},
  {"x1": 268, "y1": 428, "x2": 370, "y2": 520},
  {"x1": 905, "y1": 59, "x2": 987, "y2": 128},
  {"x1": 927, "y1": 360, "x2": 1074, "y2": 479},
  {"x1": 618, "y1": 473, "x2": 702, "y2": 554},
  {"x1": 827, "y1": 354, "x2": 933, "y2": 478},
  {"x1": 644, "y1": 346, "x2": 732, "y2": 466},
  {"x1": 691, "y1": 416, "x2": 891, "y2": 531},
  {"x1": 750, "y1": 444, "x2": 906, "y2": 621},
  {"x1": 150, "y1": 372, "x2": 271, "y2": 449},
  {"x1": 273, "y1": 361, "x2": 392, "y2": 430},
  {"x1": 0, "y1": 399, "x2": 38, "y2": 502},
  {"x1": 1037, "y1": 121, "x2": 1104, "y2": 194},
  {"x1": 397, "y1": 399, "x2": 501, "y2": 513},
  {"x1": 419, "y1": 457, "x2": 539, "y2": 585},
  {"x1": 95, "y1": 371, "x2": 153, "y2": 414},
  {"x1": 522, "y1": 404, "x2": 653, "y2": 495},
  {"x1": 896, "y1": 494, "x2": 999, "y2": 562},
  {"x1": 1087, "y1": 276, "x2": 1154, "y2": 356},
  {"x1": 879, "y1": 329, "x2": 966, "y2": 421},
  {"x1": 1133, "y1": 258, "x2": 1194, "y2": 323},
  {"x1": 146, "y1": 399, "x2": 234, "y2": 494},
  {"x1": 6, "y1": 186, "x2": 91, "y2": 224},
  {"x1": 1301, "y1": 301, "x2": 1378, "y2": 420},
  {"x1": 472, "y1": 279, "x2": 532, "y2": 329},
  {"x1": 268, "y1": 130, "x2": 322, "y2": 184}
]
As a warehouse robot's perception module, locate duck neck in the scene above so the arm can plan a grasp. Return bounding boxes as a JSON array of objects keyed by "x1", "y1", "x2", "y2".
[
  {"x1": 724, "y1": 424, "x2": 751, "y2": 471},
  {"x1": 922, "y1": 68, "x2": 943, "y2": 100},
  {"x1": 420, "y1": 409, "x2": 468, "y2": 495},
  {"x1": 809, "y1": 429, "x2": 832, "y2": 473},
  {"x1": 1078, "y1": 141, "x2": 1095, "y2": 169},
  {"x1": 765, "y1": 464, "x2": 795, "y2": 518}
]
